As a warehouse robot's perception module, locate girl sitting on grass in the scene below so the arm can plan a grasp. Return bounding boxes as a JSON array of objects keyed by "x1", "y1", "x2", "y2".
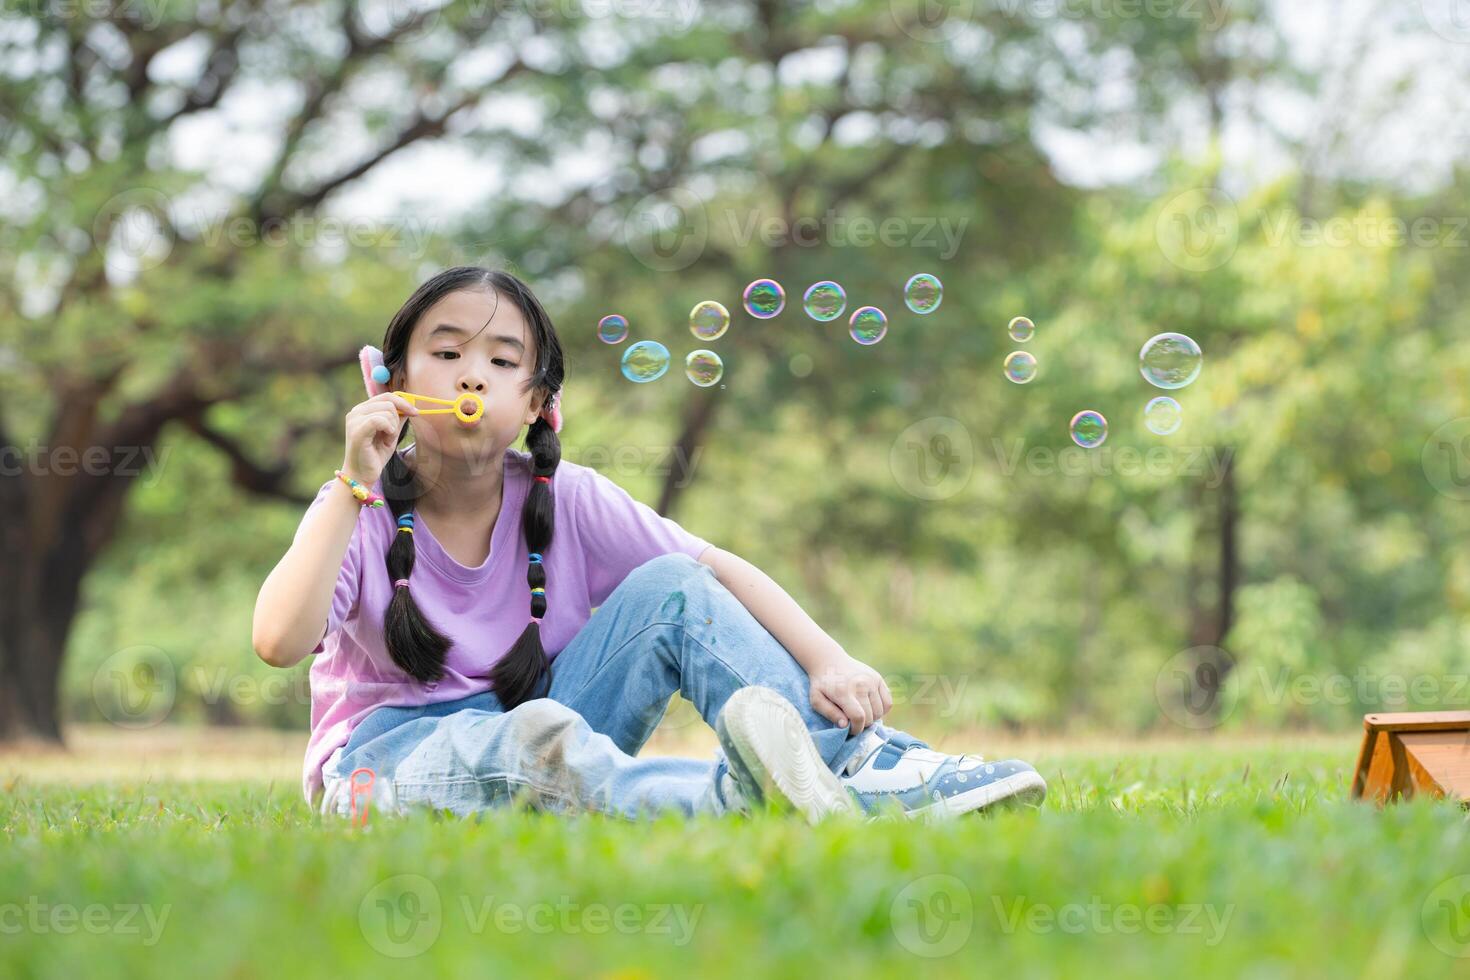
[{"x1": 252, "y1": 266, "x2": 1047, "y2": 822}]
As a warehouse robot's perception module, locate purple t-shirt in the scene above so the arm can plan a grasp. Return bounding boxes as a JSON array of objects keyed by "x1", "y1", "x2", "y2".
[{"x1": 294, "y1": 446, "x2": 711, "y2": 805}]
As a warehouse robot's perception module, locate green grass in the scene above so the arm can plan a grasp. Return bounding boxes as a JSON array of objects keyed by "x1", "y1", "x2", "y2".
[{"x1": 3, "y1": 736, "x2": 1468, "y2": 978}]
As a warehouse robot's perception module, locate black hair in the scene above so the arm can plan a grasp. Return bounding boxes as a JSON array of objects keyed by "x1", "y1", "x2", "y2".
[{"x1": 376, "y1": 266, "x2": 565, "y2": 709}]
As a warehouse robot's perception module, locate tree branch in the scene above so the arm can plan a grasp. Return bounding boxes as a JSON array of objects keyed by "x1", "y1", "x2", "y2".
[{"x1": 179, "y1": 414, "x2": 313, "y2": 504}]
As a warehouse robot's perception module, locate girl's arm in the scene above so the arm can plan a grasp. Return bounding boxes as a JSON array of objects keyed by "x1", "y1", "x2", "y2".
[
  {"x1": 252, "y1": 477, "x2": 362, "y2": 668},
  {"x1": 697, "y1": 546, "x2": 893, "y2": 731}
]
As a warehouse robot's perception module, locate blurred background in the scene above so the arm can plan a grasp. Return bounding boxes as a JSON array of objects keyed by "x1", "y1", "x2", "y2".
[{"x1": 3, "y1": 0, "x2": 1469, "y2": 750}]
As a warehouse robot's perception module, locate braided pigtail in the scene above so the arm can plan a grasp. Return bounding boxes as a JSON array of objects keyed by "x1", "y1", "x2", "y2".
[
  {"x1": 489, "y1": 412, "x2": 561, "y2": 708},
  {"x1": 381, "y1": 446, "x2": 452, "y2": 683}
]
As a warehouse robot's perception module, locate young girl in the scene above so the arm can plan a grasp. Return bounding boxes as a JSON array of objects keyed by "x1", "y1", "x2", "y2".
[{"x1": 252, "y1": 266, "x2": 1046, "y2": 822}]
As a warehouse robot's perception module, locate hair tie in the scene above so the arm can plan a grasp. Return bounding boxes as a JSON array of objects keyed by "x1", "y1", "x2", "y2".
[
  {"x1": 397, "y1": 513, "x2": 415, "y2": 535},
  {"x1": 530, "y1": 616, "x2": 543, "y2": 625},
  {"x1": 534, "y1": 475, "x2": 551, "y2": 484},
  {"x1": 393, "y1": 578, "x2": 409, "y2": 590},
  {"x1": 530, "y1": 587, "x2": 546, "y2": 596},
  {"x1": 528, "y1": 553, "x2": 542, "y2": 563}
]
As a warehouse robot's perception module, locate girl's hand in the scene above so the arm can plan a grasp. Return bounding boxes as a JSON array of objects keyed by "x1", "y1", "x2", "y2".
[
  {"x1": 341, "y1": 392, "x2": 419, "y2": 484},
  {"x1": 809, "y1": 653, "x2": 893, "y2": 732}
]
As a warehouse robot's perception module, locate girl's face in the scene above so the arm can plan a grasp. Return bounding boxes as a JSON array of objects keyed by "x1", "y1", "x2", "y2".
[{"x1": 391, "y1": 288, "x2": 546, "y2": 467}]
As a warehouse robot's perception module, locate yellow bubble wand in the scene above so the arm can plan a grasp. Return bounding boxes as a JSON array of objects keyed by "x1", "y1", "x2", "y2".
[{"x1": 391, "y1": 390, "x2": 485, "y2": 424}]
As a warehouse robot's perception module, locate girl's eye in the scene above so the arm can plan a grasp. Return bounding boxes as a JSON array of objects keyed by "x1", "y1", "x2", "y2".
[{"x1": 434, "y1": 352, "x2": 515, "y2": 368}]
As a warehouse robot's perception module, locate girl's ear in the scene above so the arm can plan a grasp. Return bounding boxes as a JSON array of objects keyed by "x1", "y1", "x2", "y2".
[{"x1": 361, "y1": 346, "x2": 390, "y2": 397}]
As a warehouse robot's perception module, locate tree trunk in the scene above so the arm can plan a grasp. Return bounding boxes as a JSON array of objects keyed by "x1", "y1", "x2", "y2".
[{"x1": 657, "y1": 387, "x2": 721, "y2": 517}]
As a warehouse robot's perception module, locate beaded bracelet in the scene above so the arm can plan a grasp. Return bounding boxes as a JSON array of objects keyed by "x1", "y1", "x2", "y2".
[{"x1": 334, "y1": 470, "x2": 385, "y2": 508}]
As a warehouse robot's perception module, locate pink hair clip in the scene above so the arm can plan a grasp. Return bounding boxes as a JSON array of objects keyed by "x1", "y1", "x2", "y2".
[{"x1": 541, "y1": 390, "x2": 563, "y2": 433}]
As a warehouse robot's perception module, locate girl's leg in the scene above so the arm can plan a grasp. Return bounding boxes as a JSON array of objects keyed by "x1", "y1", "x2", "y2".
[
  {"x1": 321, "y1": 692, "x2": 731, "y2": 820},
  {"x1": 546, "y1": 552, "x2": 904, "y2": 777}
]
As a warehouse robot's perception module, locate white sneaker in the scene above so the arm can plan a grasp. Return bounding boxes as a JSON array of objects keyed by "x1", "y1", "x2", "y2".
[
  {"x1": 839, "y1": 730, "x2": 1046, "y2": 820},
  {"x1": 714, "y1": 686, "x2": 858, "y2": 823}
]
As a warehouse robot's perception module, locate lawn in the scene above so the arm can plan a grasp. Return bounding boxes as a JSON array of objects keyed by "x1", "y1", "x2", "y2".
[{"x1": 2, "y1": 728, "x2": 1467, "y2": 978}]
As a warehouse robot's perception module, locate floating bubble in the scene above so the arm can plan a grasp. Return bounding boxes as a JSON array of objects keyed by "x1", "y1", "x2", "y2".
[
  {"x1": 802, "y1": 281, "x2": 847, "y2": 322},
  {"x1": 1070, "y1": 410, "x2": 1108, "y2": 449},
  {"x1": 597, "y1": 314, "x2": 628, "y2": 344},
  {"x1": 848, "y1": 306, "x2": 888, "y2": 345},
  {"x1": 1008, "y1": 316, "x2": 1035, "y2": 343},
  {"x1": 789, "y1": 352, "x2": 814, "y2": 377},
  {"x1": 685, "y1": 349, "x2": 724, "y2": 387},
  {"x1": 620, "y1": 340, "x2": 670, "y2": 383},
  {"x1": 904, "y1": 273, "x2": 943, "y2": 314},
  {"x1": 1139, "y1": 332, "x2": 1203, "y2": 389},
  {"x1": 1144, "y1": 396, "x2": 1182, "y2": 435},
  {"x1": 689, "y1": 300, "x2": 730, "y2": 341},
  {"x1": 1003, "y1": 350, "x2": 1037, "y2": 384},
  {"x1": 742, "y1": 279, "x2": 785, "y2": 319}
]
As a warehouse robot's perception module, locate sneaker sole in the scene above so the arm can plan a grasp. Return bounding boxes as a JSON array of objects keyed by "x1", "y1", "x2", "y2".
[
  {"x1": 715, "y1": 687, "x2": 857, "y2": 823},
  {"x1": 901, "y1": 770, "x2": 1048, "y2": 821}
]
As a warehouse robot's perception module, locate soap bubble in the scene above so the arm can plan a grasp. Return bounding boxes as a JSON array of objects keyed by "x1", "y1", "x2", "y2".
[
  {"x1": 597, "y1": 314, "x2": 628, "y2": 344},
  {"x1": 1008, "y1": 316, "x2": 1034, "y2": 343},
  {"x1": 1139, "y1": 332, "x2": 1203, "y2": 389},
  {"x1": 1003, "y1": 351, "x2": 1037, "y2": 384},
  {"x1": 685, "y1": 349, "x2": 724, "y2": 387},
  {"x1": 689, "y1": 300, "x2": 730, "y2": 341},
  {"x1": 620, "y1": 340, "x2": 670, "y2": 383},
  {"x1": 1144, "y1": 396, "x2": 1182, "y2": 435},
  {"x1": 848, "y1": 306, "x2": 888, "y2": 345},
  {"x1": 904, "y1": 273, "x2": 943, "y2": 314},
  {"x1": 802, "y1": 281, "x2": 847, "y2": 322},
  {"x1": 742, "y1": 279, "x2": 785, "y2": 319},
  {"x1": 1070, "y1": 410, "x2": 1108, "y2": 449}
]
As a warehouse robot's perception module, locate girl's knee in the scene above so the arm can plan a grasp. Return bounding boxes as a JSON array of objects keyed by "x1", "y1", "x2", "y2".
[{"x1": 622, "y1": 552, "x2": 708, "y2": 599}]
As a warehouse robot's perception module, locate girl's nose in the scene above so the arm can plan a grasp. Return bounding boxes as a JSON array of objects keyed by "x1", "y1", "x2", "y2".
[{"x1": 458, "y1": 377, "x2": 486, "y2": 393}]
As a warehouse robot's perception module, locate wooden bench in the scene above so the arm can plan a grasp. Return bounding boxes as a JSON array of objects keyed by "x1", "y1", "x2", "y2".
[{"x1": 1351, "y1": 711, "x2": 1470, "y2": 805}]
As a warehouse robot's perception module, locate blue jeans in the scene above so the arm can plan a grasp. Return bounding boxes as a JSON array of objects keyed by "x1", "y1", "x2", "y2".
[{"x1": 320, "y1": 553, "x2": 906, "y2": 819}]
